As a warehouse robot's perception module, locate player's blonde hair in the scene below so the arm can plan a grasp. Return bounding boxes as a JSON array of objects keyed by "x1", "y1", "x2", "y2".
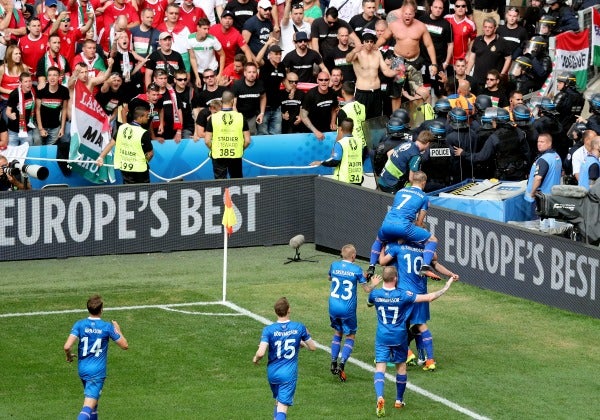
[{"x1": 341, "y1": 244, "x2": 356, "y2": 260}]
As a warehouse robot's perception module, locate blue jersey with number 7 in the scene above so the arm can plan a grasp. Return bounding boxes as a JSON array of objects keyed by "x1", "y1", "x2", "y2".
[
  {"x1": 384, "y1": 186, "x2": 429, "y2": 225},
  {"x1": 69, "y1": 318, "x2": 122, "y2": 380}
]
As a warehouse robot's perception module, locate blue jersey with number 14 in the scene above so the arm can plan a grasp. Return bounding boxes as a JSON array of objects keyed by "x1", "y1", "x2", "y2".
[
  {"x1": 69, "y1": 317, "x2": 122, "y2": 380},
  {"x1": 328, "y1": 260, "x2": 367, "y2": 318},
  {"x1": 384, "y1": 186, "x2": 429, "y2": 225},
  {"x1": 260, "y1": 320, "x2": 311, "y2": 384}
]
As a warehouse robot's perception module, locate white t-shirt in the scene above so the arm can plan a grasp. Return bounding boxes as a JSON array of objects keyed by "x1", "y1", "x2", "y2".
[
  {"x1": 328, "y1": 0, "x2": 363, "y2": 24},
  {"x1": 193, "y1": 0, "x2": 225, "y2": 25},
  {"x1": 187, "y1": 33, "x2": 222, "y2": 72},
  {"x1": 572, "y1": 145, "x2": 590, "y2": 177},
  {"x1": 280, "y1": 20, "x2": 311, "y2": 58}
]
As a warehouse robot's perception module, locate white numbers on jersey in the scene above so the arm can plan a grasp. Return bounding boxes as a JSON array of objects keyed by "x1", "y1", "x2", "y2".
[
  {"x1": 80, "y1": 336, "x2": 103, "y2": 358},
  {"x1": 402, "y1": 253, "x2": 424, "y2": 274},
  {"x1": 394, "y1": 194, "x2": 411, "y2": 210},
  {"x1": 377, "y1": 306, "x2": 400, "y2": 325},
  {"x1": 274, "y1": 338, "x2": 297, "y2": 359},
  {"x1": 330, "y1": 277, "x2": 354, "y2": 300}
]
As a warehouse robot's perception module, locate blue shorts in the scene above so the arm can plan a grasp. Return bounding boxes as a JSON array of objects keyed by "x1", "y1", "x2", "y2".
[
  {"x1": 409, "y1": 301, "x2": 430, "y2": 325},
  {"x1": 378, "y1": 222, "x2": 431, "y2": 245},
  {"x1": 81, "y1": 377, "x2": 105, "y2": 400},
  {"x1": 330, "y1": 314, "x2": 358, "y2": 335},
  {"x1": 270, "y1": 380, "x2": 297, "y2": 406},
  {"x1": 375, "y1": 342, "x2": 408, "y2": 364}
]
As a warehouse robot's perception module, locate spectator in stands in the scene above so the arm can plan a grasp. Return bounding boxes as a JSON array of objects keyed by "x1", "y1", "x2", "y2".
[
  {"x1": 497, "y1": 7, "x2": 528, "y2": 60},
  {"x1": 450, "y1": 58, "x2": 476, "y2": 93},
  {"x1": 110, "y1": 31, "x2": 145, "y2": 95},
  {"x1": 102, "y1": 0, "x2": 139, "y2": 32},
  {"x1": 523, "y1": 0, "x2": 544, "y2": 37},
  {"x1": 524, "y1": 132, "x2": 562, "y2": 220},
  {"x1": 280, "y1": 72, "x2": 308, "y2": 134},
  {"x1": 349, "y1": 0, "x2": 380, "y2": 40},
  {"x1": 0, "y1": 0, "x2": 27, "y2": 41},
  {"x1": 140, "y1": 0, "x2": 168, "y2": 28},
  {"x1": 225, "y1": 0, "x2": 259, "y2": 32},
  {"x1": 52, "y1": 10, "x2": 95, "y2": 66},
  {"x1": 188, "y1": 18, "x2": 225, "y2": 89},
  {"x1": 479, "y1": 69, "x2": 508, "y2": 108},
  {"x1": 37, "y1": 34, "x2": 71, "y2": 90},
  {"x1": 243, "y1": 0, "x2": 275, "y2": 56},
  {"x1": 219, "y1": 53, "x2": 247, "y2": 86},
  {"x1": 157, "y1": 4, "x2": 192, "y2": 73},
  {"x1": 18, "y1": 18, "x2": 48, "y2": 84},
  {"x1": 145, "y1": 32, "x2": 186, "y2": 86},
  {"x1": 233, "y1": 62, "x2": 266, "y2": 135},
  {"x1": 152, "y1": 69, "x2": 183, "y2": 142},
  {"x1": 303, "y1": 0, "x2": 323, "y2": 23},
  {"x1": 198, "y1": 0, "x2": 224, "y2": 26},
  {"x1": 192, "y1": 68, "x2": 227, "y2": 115},
  {"x1": 96, "y1": 72, "x2": 125, "y2": 136},
  {"x1": 547, "y1": 0, "x2": 579, "y2": 34},
  {"x1": 301, "y1": 71, "x2": 339, "y2": 140},
  {"x1": 282, "y1": 31, "x2": 328, "y2": 83},
  {"x1": 209, "y1": 9, "x2": 254, "y2": 68},
  {"x1": 311, "y1": 7, "x2": 360, "y2": 58},
  {"x1": 6, "y1": 72, "x2": 37, "y2": 146},
  {"x1": 130, "y1": 8, "x2": 160, "y2": 61},
  {"x1": 35, "y1": 66, "x2": 69, "y2": 145},
  {"x1": 466, "y1": 17, "x2": 512, "y2": 93},
  {"x1": 178, "y1": 0, "x2": 208, "y2": 33},
  {"x1": 125, "y1": 82, "x2": 164, "y2": 138},
  {"x1": 447, "y1": 79, "x2": 476, "y2": 113},
  {"x1": 472, "y1": 0, "x2": 504, "y2": 36},
  {"x1": 194, "y1": 98, "x2": 221, "y2": 141},
  {"x1": 38, "y1": 0, "x2": 61, "y2": 36},
  {"x1": 0, "y1": 45, "x2": 28, "y2": 113},
  {"x1": 173, "y1": 69, "x2": 195, "y2": 139},
  {"x1": 256, "y1": 41, "x2": 286, "y2": 135},
  {"x1": 445, "y1": 0, "x2": 477, "y2": 64},
  {"x1": 323, "y1": 27, "x2": 355, "y2": 82},
  {"x1": 329, "y1": 67, "x2": 344, "y2": 98},
  {"x1": 280, "y1": 1, "x2": 312, "y2": 57},
  {"x1": 505, "y1": 90, "x2": 524, "y2": 120}
]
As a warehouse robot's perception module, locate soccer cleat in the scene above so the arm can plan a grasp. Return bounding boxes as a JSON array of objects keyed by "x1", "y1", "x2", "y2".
[
  {"x1": 406, "y1": 350, "x2": 417, "y2": 366},
  {"x1": 338, "y1": 363, "x2": 346, "y2": 381},
  {"x1": 394, "y1": 400, "x2": 405, "y2": 409},
  {"x1": 330, "y1": 361, "x2": 338, "y2": 375},
  {"x1": 376, "y1": 397, "x2": 385, "y2": 417},
  {"x1": 423, "y1": 359, "x2": 436, "y2": 371},
  {"x1": 367, "y1": 265, "x2": 375, "y2": 280},
  {"x1": 417, "y1": 358, "x2": 426, "y2": 366}
]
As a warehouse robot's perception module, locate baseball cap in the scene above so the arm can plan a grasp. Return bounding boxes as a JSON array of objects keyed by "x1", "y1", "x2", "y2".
[
  {"x1": 294, "y1": 31, "x2": 309, "y2": 42},
  {"x1": 158, "y1": 32, "x2": 173, "y2": 40},
  {"x1": 268, "y1": 44, "x2": 283, "y2": 53},
  {"x1": 45, "y1": 0, "x2": 58, "y2": 6},
  {"x1": 221, "y1": 9, "x2": 235, "y2": 19},
  {"x1": 257, "y1": 0, "x2": 272, "y2": 9}
]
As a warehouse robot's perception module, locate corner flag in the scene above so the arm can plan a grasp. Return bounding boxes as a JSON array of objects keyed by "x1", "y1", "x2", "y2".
[{"x1": 222, "y1": 188, "x2": 237, "y2": 235}]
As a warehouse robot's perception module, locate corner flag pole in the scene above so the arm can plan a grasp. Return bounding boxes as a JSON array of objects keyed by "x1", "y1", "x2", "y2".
[{"x1": 221, "y1": 188, "x2": 237, "y2": 302}]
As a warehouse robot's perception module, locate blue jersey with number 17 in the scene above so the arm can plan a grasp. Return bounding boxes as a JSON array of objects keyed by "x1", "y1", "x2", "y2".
[
  {"x1": 328, "y1": 260, "x2": 367, "y2": 318},
  {"x1": 368, "y1": 287, "x2": 416, "y2": 346},
  {"x1": 261, "y1": 320, "x2": 311, "y2": 384},
  {"x1": 383, "y1": 186, "x2": 428, "y2": 225},
  {"x1": 69, "y1": 317, "x2": 122, "y2": 380}
]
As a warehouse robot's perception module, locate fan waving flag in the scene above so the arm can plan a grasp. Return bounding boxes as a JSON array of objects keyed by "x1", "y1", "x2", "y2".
[
  {"x1": 555, "y1": 29, "x2": 590, "y2": 92},
  {"x1": 222, "y1": 188, "x2": 237, "y2": 236}
]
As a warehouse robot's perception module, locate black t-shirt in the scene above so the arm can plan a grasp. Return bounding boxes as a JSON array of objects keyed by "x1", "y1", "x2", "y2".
[
  {"x1": 323, "y1": 46, "x2": 356, "y2": 82},
  {"x1": 496, "y1": 25, "x2": 529, "y2": 59},
  {"x1": 348, "y1": 14, "x2": 380, "y2": 40},
  {"x1": 418, "y1": 14, "x2": 453, "y2": 66},
  {"x1": 128, "y1": 95, "x2": 164, "y2": 127},
  {"x1": 36, "y1": 54, "x2": 72, "y2": 80},
  {"x1": 175, "y1": 87, "x2": 195, "y2": 133},
  {"x1": 258, "y1": 60, "x2": 286, "y2": 107},
  {"x1": 146, "y1": 49, "x2": 185, "y2": 83},
  {"x1": 282, "y1": 49, "x2": 324, "y2": 83},
  {"x1": 301, "y1": 87, "x2": 339, "y2": 132},
  {"x1": 6, "y1": 89, "x2": 34, "y2": 133},
  {"x1": 96, "y1": 86, "x2": 125, "y2": 116},
  {"x1": 232, "y1": 78, "x2": 265, "y2": 119},
  {"x1": 311, "y1": 17, "x2": 353, "y2": 59},
  {"x1": 280, "y1": 88, "x2": 305, "y2": 121},
  {"x1": 470, "y1": 35, "x2": 511, "y2": 86},
  {"x1": 36, "y1": 85, "x2": 70, "y2": 129},
  {"x1": 192, "y1": 86, "x2": 227, "y2": 109},
  {"x1": 224, "y1": 0, "x2": 257, "y2": 32}
]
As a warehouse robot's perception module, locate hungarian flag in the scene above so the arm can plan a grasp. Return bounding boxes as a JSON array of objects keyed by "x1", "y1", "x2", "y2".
[
  {"x1": 593, "y1": 9, "x2": 600, "y2": 66},
  {"x1": 69, "y1": 80, "x2": 115, "y2": 184},
  {"x1": 221, "y1": 188, "x2": 237, "y2": 236},
  {"x1": 555, "y1": 29, "x2": 590, "y2": 92}
]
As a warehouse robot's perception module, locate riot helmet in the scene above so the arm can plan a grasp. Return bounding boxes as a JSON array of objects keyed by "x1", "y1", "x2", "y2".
[
  {"x1": 474, "y1": 95, "x2": 492, "y2": 113},
  {"x1": 588, "y1": 92, "x2": 600, "y2": 114},
  {"x1": 495, "y1": 108, "x2": 511, "y2": 124},
  {"x1": 567, "y1": 121, "x2": 588, "y2": 141},
  {"x1": 434, "y1": 98, "x2": 452, "y2": 115},
  {"x1": 480, "y1": 111, "x2": 494, "y2": 130},
  {"x1": 387, "y1": 117, "x2": 407, "y2": 134},
  {"x1": 535, "y1": 15, "x2": 557, "y2": 36},
  {"x1": 523, "y1": 36, "x2": 548, "y2": 57},
  {"x1": 508, "y1": 56, "x2": 533, "y2": 79},
  {"x1": 449, "y1": 107, "x2": 468, "y2": 129},
  {"x1": 428, "y1": 120, "x2": 446, "y2": 139},
  {"x1": 391, "y1": 108, "x2": 411, "y2": 125},
  {"x1": 556, "y1": 71, "x2": 577, "y2": 88},
  {"x1": 513, "y1": 105, "x2": 532, "y2": 127}
]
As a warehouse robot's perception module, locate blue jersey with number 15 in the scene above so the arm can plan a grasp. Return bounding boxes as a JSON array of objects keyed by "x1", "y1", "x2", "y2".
[
  {"x1": 328, "y1": 260, "x2": 367, "y2": 318},
  {"x1": 261, "y1": 320, "x2": 311, "y2": 384},
  {"x1": 69, "y1": 317, "x2": 122, "y2": 380}
]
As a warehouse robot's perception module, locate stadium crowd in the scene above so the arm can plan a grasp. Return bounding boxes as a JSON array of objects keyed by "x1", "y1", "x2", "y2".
[{"x1": 0, "y1": 0, "x2": 597, "y2": 192}]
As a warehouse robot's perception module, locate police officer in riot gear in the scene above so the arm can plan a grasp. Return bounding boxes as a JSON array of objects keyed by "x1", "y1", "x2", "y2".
[
  {"x1": 471, "y1": 107, "x2": 497, "y2": 178},
  {"x1": 470, "y1": 94, "x2": 492, "y2": 133},
  {"x1": 534, "y1": 14, "x2": 557, "y2": 37},
  {"x1": 522, "y1": 36, "x2": 552, "y2": 90},
  {"x1": 507, "y1": 55, "x2": 537, "y2": 94},
  {"x1": 372, "y1": 109, "x2": 413, "y2": 176},
  {"x1": 421, "y1": 121, "x2": 454, "y2": 191},
  {"x1": 533, "y1": 96, "x2": 566, "y2": 160},
  {"x1": 414, "y1": 97, "x2": 452, "y2": 136},
  {"x1": 446, "y1": 107, "x2": 476, "y2": 181},
  {"x1": 513, "y1": 104, "x2": 539, "y2": 166},
  {"x1": 583, "y1": 93, "x2": 600, "y2": 134},
  {"x1": 546, "y1": 0, "x2": 580, "y2": 34},
  {"x1": 554, "y1": 71, "x2": 585, "y2": 140},
  {"x1": 453, "y1": 107, "x2": 530, "y2": 181}
]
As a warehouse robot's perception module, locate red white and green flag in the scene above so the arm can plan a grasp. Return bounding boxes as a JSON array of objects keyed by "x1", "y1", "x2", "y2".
[
  {"x1": 593, "y1": 9, "x2": 600, "y2": 66},
  {"x1": 555, "y1": 29, "x2": 590, "y2": 91}
]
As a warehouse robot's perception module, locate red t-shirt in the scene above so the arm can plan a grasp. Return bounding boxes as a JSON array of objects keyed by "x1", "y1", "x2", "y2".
[
  {"x1": 208, "y1": 25, "x2": 247, "y2": 67},
  {"x1": 141, "y1": 0, "x2": 169, "y2": 28},
  {"x1": 102, "y1": 3, "x2": 140, "y2": 31},
  {"x1": 178, "y1": 6, "x2": 207, "y2": 33},
  {"x1": 59, "y1": 27, "x2": 84, "y2": 66},
  {"x1": 18, "y1": 34, "x2": 49, "y2": 78},
  {"x1": 444, "y1": 15, "x2": 477, "y2": 62}
]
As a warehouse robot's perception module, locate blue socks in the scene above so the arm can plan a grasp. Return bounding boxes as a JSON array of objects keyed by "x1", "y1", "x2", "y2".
[
  {"x1": 370, "y1": 237, "x2": 383, "y2": 266},
  {"x1": 77, "y1": 406, "x2": 92, "y2": 420},
  {"x1": 275, "y1": 412, "x2": 287, "y2": 420},
  {"x1": 421, "y1": 329, "x2": 434, "y2": 360},
  {"x1": 341, "y1": 338, "x2": 355, "y2": 363},
  {"x1": 423, "y1": 240, "x2": 438, "y2": 265},
  {"x1": 396, "y1": 374, "x2": 407, "y2": 402},
  {"x1": 374, "y1": 371, "x2": 385, "y2": 398},
  {"x1": 331, "y1": 335, "x2": 341, "y2": 361}
]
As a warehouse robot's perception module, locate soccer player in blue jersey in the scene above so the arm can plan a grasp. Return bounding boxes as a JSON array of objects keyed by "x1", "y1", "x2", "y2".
[
  {"x1": 368, "y1": 266, "x2": 457, "y2": 417},
  {"x1": 380, "y1": 241, "x2": 459, "y2": 371},
  {"x1": 367, "y1": 171, "x2": 438, "y2": 280},
  {"x1": 63, "y1": 295, "x2": 129, "y2": 420},
  {"x1": 328, "y1": 244, "x2": 380, "y2": 381},
  {"x1": 253, "y1": 297, "x2": 316, "y2": 420}
]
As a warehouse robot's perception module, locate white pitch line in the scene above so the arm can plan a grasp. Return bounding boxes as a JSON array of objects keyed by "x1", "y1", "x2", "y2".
[{"x1": 1, "y1": 300, "x2": 490, "y2": 419}]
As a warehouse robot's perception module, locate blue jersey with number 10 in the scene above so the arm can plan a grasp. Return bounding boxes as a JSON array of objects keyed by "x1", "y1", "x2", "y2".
[
  {"x1": 69, "y1": 317, "x2": 122, "y2": 380},
  {"x1": 328, "y1": 260, "x2": 367, "y2": 318},
  {"x1": 384, "y1": 186, "x2": 429, "y2": 225},
  {"x1": 385, "y1": 242, "x2": 427, "y2": 294},
  {"x1": 260, "y1": 320, "x2": 311, "y2": 384}
]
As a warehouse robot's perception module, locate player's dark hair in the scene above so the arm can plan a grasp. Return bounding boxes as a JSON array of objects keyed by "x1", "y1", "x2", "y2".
[
  {"x1": 274, "y1": 297, "x2": 290, "y2": 317},
  {"x1": 197, "y1": 17, "x2": 210, "y2": 27},
  {"x1": 87, "y1": 295, "x2": 104, "y2": 315}
]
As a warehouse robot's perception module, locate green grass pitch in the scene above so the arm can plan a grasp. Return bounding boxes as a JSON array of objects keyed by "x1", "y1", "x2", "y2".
[{"x1": 1, "y1": 244, "x2": 600, "y2": 419}]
